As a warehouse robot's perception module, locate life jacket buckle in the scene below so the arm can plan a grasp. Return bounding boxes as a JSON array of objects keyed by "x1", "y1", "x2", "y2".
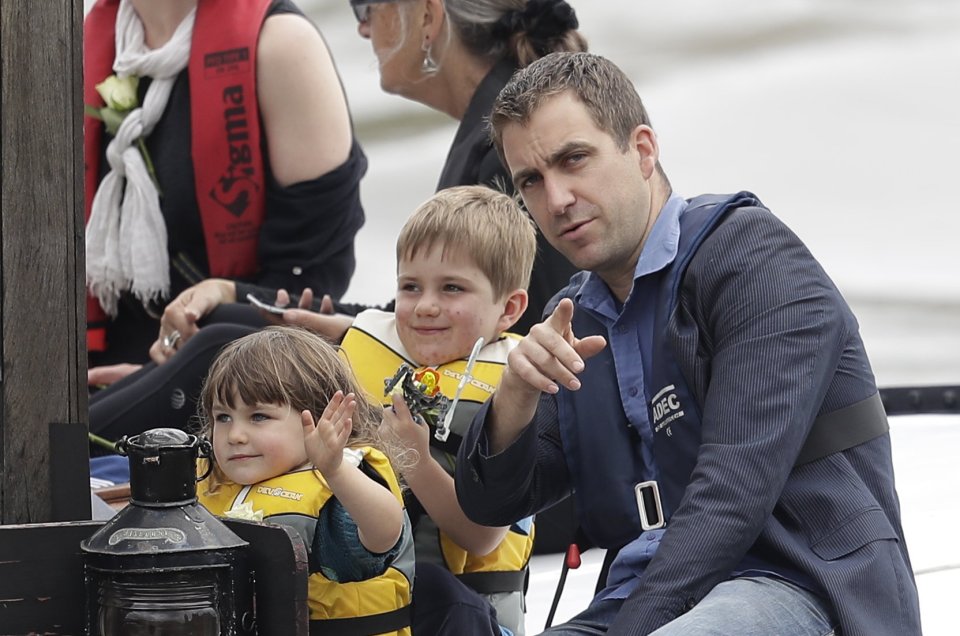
[{"x1": 634, "y1": 480, "x2": 665, "y2": 531}]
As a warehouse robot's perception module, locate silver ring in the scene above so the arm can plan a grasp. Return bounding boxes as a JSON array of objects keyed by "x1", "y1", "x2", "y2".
[{"x1": 162, "y1": 330, "x2": 181, "y2": 349}]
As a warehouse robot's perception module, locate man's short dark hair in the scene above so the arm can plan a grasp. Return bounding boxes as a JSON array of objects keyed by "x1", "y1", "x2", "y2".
[{"x1": 489, "y1": 52, "x2": 655, "y2": 160}]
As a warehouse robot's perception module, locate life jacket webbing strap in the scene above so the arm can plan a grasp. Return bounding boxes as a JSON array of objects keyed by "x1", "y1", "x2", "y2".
[
  {"x1": 309, "y1": 605, "x2": 410, "y2": 636},
  {"x1": 456, "y1": 568, "x2": 527, "y2": 594},
  {"x1": 795, "y1": 392, "x2": 889, "y2": 465}
]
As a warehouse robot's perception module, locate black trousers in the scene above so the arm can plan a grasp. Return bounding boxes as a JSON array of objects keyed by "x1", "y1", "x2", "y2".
[{"x1": 411, "y1": 563, "x2": 502, "y2": 635}]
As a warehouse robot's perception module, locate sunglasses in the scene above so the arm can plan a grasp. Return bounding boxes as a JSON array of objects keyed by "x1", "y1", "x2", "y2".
[{"x1": 350, "y1": 0, "x2": 399, "y2": 24}]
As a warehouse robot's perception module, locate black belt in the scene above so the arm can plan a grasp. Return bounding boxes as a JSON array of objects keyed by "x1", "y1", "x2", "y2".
[
  {"x1": 457, "y1": 568, "x2": 528, "y2": 594},
  {"x1": 310, "y1": 606, "x2": 411, "y2": 636},
  {"x1": 795, "y1": 392, "x2": 889, "y2": 465}
]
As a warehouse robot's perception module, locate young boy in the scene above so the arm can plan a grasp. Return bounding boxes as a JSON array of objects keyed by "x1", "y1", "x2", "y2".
[{"x1": 338, "y1": 185, "x2": 538, "y2": 636}]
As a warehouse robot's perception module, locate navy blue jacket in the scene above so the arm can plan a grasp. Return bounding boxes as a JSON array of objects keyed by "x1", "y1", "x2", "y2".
[{"x1": 456, "y1": 193, "x2": 921, "y2": 635}]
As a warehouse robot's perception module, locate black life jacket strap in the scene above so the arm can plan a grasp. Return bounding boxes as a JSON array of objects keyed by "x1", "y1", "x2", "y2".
[
  {"x1": 457, "y1": 568, "x2": 528, "y2": 594},
  {"x1": 310, "y1": 606, "x2": 411, "y2": 636},
  {"x1": 795, "y1": 392, "x2": 889, "y2": 465}
]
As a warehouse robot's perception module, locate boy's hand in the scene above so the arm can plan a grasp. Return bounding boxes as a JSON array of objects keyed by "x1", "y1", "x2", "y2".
[
  {"x1": 303, "y1": 390, "x2": 356, "y2": 476},
  {"x1": 381, "y1": 393, "x2": 431, "y2": 474}
]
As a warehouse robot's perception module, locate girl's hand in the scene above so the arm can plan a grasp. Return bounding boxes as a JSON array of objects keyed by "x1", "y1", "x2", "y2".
[
  {"x1": 381, "y1": 393, "x2": 431, "y2": 473},
  {"x1": 303, "y1": 391, "x2": 355, "y2": 476}
]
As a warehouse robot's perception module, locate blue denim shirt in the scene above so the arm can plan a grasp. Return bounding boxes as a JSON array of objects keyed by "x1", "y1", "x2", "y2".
[{"x1": 574, "y1": 193, "x2": 688, "y2": 600}]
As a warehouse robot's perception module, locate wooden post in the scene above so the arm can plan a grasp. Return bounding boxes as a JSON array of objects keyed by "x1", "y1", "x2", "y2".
[{"x1": 0, "y1": 0, "x2": 89, "y2": 522}]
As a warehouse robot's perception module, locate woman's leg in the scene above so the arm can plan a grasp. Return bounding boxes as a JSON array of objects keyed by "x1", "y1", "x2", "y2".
[{"x1": 89, "y1": 323, "x2": 258, "y2": 442}]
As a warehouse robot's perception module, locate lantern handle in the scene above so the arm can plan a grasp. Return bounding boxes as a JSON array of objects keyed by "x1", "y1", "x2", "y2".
[{"x1": 197, "y1": 437, "x2": 214, "y2": 482}]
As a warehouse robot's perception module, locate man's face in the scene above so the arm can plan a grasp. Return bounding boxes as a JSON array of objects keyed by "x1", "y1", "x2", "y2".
[{"x1": 503, "y1": 92, "x2": 660, "y2": 293}]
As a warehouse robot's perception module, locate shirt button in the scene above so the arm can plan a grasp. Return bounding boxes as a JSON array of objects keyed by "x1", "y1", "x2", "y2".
[
  {"x1": 684, "y1": 597, "x2": 697, "y2": 611},
  {"x1": 292, "y1": 266, "x2": 303, "y2": 275},
  {"x1": 629, "y1": 387, "x2": 639, "y2": 397}
]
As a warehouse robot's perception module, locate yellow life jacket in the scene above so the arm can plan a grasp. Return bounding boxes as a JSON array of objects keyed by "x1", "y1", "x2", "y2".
[
  {"x1": 199, "y1": 447, "x2": 414, "y2": 635},
  {"x1": 340, "y1": 311, "x2": 535, "y2": 592}
]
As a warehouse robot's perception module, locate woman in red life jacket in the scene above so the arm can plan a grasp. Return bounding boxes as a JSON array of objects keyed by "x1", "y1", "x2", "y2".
[
  {"x1": 84, "y1": 0, "x2": 366, "y2": 373},
  {"x1": 149, "y1": 0, "x2": 588, "y2": 355}
]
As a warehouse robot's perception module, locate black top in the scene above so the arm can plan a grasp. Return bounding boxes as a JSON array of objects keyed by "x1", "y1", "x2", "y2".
[{"x1": 91, "y1": 0, "x2": 367, "y2": 365}]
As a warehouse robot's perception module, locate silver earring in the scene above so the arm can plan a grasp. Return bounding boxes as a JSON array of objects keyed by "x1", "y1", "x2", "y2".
[{"x1": 421, "y1": 45, "x2": 438, "y2": 74}]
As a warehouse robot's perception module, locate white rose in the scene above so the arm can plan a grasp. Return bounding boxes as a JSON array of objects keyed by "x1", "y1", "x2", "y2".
[
  {"x1": 95, "y1": 74, "x2": 139, "y2": 112},
  {"x1": 223, "y1": 501, "x2": 264, "y2": 522}
]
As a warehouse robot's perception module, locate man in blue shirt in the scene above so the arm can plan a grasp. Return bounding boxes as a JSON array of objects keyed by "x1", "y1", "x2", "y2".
[{"x1": 455, "y1": 52, "x2": 920, "y2": 636}]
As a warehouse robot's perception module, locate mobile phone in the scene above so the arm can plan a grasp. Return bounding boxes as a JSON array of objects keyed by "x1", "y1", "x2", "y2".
[{"x1": 245, "y1": 293, "x2": 287, "y2": 315}]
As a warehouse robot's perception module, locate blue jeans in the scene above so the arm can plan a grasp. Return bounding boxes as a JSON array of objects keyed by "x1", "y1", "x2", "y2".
[{"x1": 541, "y1": 576, "x2": 836, "y2": 635}]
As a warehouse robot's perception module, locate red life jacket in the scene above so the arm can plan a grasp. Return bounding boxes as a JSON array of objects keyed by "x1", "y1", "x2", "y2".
[{"x1": 84, "y1": 0, "x2": 271, "y2": 352}]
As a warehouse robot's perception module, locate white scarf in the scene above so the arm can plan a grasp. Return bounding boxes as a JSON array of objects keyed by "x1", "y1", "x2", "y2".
[{"x1": 86, "y1": 0, "x2": 197, "y2": 316}]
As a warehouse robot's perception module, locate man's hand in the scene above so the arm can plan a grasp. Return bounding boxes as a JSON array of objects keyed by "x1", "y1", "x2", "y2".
[
  {"x1": 150, "y1": 278, "x2": 236, "y2": 364},
  {"x1": 489, "y1": 298, "x2": 606, "y2": 452}
]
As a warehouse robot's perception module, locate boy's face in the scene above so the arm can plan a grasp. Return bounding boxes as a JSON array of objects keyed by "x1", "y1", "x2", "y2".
[
  {"x1": 395, "y1": 244, "x2": 511, "y2": 367},
  {"x1": 211, "y1": 392, "x2": 311, "y2": 486}
]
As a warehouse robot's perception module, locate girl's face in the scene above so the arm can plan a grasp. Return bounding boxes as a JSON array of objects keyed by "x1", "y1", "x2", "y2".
[
  {"x1": 356, "y1": 0, "x2": 428, "y2": 100},
  {"x1": 211, "y1": 392, "x2": 312, "y2": 485}
]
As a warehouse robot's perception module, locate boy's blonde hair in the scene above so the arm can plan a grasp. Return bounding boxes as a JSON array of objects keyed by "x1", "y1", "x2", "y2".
[
  {"x1": 198, "y1": 326, "x2": 403, "y2": 490},
  {"x1": 396, "y1": 185, "x2": 537, "y2": 299}
]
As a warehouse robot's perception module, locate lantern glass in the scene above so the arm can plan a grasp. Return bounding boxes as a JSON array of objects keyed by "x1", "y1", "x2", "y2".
[{"x1": 97, "y1": 573, "x2": 219, "y2": 635}]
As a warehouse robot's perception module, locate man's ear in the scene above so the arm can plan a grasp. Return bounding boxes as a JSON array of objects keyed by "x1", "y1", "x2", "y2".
[
  {"x1": 497, "y1": 288, "x2": 529, "y2": 333},
  {"x1": 630, "y1": 124, "x2": 660, "y2": 180}
]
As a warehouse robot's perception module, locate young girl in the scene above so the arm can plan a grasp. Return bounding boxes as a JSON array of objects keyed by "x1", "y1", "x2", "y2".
[{"x1": 196, "y1": 326, "x2": 413, "y2": 635}]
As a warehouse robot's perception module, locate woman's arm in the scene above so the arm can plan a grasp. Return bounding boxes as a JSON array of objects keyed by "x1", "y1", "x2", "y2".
[{"x1": 256, "y1": 14, "x2": 351, "y2": 185}]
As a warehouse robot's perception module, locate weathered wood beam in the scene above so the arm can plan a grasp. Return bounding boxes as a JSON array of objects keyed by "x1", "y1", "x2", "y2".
[{"x1": 0, "y1": 0, "x2": 88, "y2": 522}]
